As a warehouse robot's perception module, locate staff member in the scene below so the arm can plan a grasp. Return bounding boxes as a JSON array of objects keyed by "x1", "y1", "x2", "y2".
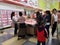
[
  {"x1": 51, "y1": 8, "x2": 58, "y2": 36},
  {"x1": 11, "y1": 12, "x2": 18, "y2": 36}
]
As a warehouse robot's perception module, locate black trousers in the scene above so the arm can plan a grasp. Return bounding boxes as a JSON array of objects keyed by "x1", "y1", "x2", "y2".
[
  {"x1": 18, "y1": 23, "x2": 26, "y2": 37},
  {"x1": 14, "y1": 23, "x2": 18, "y2": 35},
  {"x1": 37, "y1": 41, "x2": 45, "y2": 45},
  {"x1": 52, "y1": 22, "x2": 57, "y2": 36},
  {"x1": 45, "y1": 25, "x2": 50, "y2": 37}
]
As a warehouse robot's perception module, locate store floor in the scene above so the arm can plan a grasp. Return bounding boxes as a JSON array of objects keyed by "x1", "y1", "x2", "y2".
[{"x1": 0, "y1": 28, "x2": 60, "y2": 45}]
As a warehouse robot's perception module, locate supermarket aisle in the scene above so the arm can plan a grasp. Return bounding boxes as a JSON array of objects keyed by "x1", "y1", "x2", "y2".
[
  {"x1": 0, "y1": 28, "x2": 14, "y2": 45},
  {"x1": 0, "y1": 28, "x2": 60, "y2": 45}
]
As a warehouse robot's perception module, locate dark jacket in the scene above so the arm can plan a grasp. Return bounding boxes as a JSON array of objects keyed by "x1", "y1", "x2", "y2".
[{"x1": 45, "y1": 14, "x2": 51, "y2": 23}]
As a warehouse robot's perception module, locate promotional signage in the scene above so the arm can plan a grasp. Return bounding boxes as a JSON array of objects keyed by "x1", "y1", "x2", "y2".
[
  {"x1": 12, "y1": 0, "x2": 27, "y2": 3},
  {"x1": 28, "y1": 0, "x2": 38, "y2": 6},
  {"x1": 8, "y1": 0, "x2": 38, "y2": 8},
  {"x1": 20, "y1": 0, "x2": 27, "y2": 3}
]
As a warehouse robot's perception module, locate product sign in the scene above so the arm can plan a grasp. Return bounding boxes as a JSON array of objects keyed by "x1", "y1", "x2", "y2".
[
  {"x1": 28, "y1": 0, "x2": 38, "y2": 7},
  {"x1": 20, "y1": 0, "x2": 27, "y2": 3},
  {"x1": 12, "y1": 0, "x2": 28, "y2": 3},
  {"x1": 13, "y1": 0, "x2": 17, "y2": 1},
  {"x1": 7, "y1": 0, "x2": 38, "y2": 8},
  {"x1": 0, "y1": 10, "x2": 2, "y2": 27},
  {"x1": 8, "y1": 0, "x2": 17, "y2": 1}
]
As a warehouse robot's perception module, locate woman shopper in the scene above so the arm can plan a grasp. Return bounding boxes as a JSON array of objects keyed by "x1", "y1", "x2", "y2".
[
  {"x1": 44, "y1": 10, "x2": 51, "y2": 38},
  {"x1": 11, "y1": 12, "x2": 18, "y2": 36},
  {"x1": 51, "y1": 8, "x2": 58, "y2": 37},
  {"x1": 17, "y1": 12, "x2": 26, "y2": 40},
  {"x1": 36, "y1": 11, "x2": 48, "y2": 45}
]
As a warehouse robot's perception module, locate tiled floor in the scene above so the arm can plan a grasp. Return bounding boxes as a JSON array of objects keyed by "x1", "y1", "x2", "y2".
[
  {"x1": 0, "y1": 28, "x2": 60, "y2": 45},
  {"x1": 2, "y1": 37, "x2": 26, "y2": 45}
]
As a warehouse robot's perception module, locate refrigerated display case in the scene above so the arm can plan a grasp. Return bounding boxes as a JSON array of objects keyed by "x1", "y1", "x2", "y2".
[
  {"x1": 0, "y1": 0, "x2": 39, "y2": 30},
  {"x1": 25, "y1": 18, "x2": 37, "y2": 35},
  {"x1": 0, "y1": 10, "x2": 3, "y2": 29},
  {"x1": 1, "y1": 10, "x2": 8, "y2": 28},
  {"x1": 0, "y1": 9, "x2": 19, "y2": 29}
]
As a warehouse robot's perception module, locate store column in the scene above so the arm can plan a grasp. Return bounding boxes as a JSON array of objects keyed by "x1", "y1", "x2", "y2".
[
  {"x1": 44, "y1": 0, "x2": 51, "y2": 10},
  {"x1": 57, "y1": 0, "x2": 60, "y2": 9}
]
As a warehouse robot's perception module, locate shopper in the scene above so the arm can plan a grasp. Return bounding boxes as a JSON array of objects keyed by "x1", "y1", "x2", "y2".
[
  {"x1": 17, "y1": 12, "x2": 26, "y2": 40},
  {"x1": 51, "y1": 8, "x2": 58, "y2": 36},
  {"x1": 23, "y1": 11, "x2": 27, "y2": 19},
  {"x1": 44, "y1": 10, "x2": 51, "y2": 38},
  {"x1": 11, "y1": 12, "x2": 18, "y2": 36},
  {"x1": 36, "y1": 11, "x2": 47, "y2": 45}
]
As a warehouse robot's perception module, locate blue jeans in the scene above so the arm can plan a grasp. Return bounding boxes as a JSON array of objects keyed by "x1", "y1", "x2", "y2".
[{"x1": 37, "y1": 41, "x2": 45, "y2": 45}]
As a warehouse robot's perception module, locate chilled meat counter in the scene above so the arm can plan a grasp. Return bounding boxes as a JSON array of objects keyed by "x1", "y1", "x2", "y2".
[{"x1": 25, "y1": 19, "x2": 37, "y2": 35}]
